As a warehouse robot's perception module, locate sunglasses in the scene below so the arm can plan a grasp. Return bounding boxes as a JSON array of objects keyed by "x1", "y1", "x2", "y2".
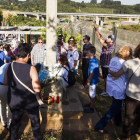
[{"x1": 38, "y1": 42, "x2": 43, "y2": 43}]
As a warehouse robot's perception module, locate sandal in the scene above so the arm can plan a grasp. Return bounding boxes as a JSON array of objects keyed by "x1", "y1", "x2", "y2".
[{"x1": 94, "y1": 127, "x2": 108, "y2": 134}]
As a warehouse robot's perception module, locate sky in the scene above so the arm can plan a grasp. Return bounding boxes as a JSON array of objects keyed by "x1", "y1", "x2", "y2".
[{"x1": 71, "y1": 0, "x2": 140, "y2": 5}]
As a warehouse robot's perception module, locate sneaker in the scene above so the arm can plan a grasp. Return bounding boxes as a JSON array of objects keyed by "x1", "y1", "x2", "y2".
[{"x1": 100, "y1": 91, "x2": 109, "y2": 96}]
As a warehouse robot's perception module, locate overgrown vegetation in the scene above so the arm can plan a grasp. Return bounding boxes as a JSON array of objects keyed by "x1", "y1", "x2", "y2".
[
  {"x1": 39, "y1": 27, "x2": 82, "y2": 51},
  {"x1": 118, "y1": 24, "x2": 140, "y2": 32},
  {"x1": 0, "y1": 0, "x2": 140, "y2": 14},
  {"x1": 5, "y1": 14, "x2": 46, "y2": 26}
]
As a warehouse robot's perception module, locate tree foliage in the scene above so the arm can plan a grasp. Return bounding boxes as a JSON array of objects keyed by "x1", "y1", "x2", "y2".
[
  {"x1": 0, "y1": 0, "x2": 139, "y2": 14},
  {"x1": 0, "y1": 9, "x2": 3, "y2": 25},
  {"x1": 90, "y1": 0, "x2": 97, "y2": 4}
]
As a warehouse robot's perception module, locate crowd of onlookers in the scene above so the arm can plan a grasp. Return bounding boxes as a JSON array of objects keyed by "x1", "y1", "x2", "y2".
[{"x1": 0, "y1": 26, "x2": 140, "y2": 140}]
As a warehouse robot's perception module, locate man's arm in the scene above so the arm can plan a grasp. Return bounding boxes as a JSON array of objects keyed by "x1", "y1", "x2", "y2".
[
  {"x1": 72, "y1": 60, "x2": 78, "y2": 70},
  {"x1": 3, "y1": 52, "x2": 6, "y2": 64},
  {"x1": 85, "y1": 72, "x2": 94, "y2": 89},
  {"x1": 95, "y1": 27, "x2": 107, "y2": 48}
]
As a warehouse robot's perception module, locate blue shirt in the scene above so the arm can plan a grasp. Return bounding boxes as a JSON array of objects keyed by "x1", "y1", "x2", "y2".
[
  {"x1": 88, "y1": 56, "x2": 100, "y2": 85},
  {"x1": 0, "y1": 63, "x2": 8, "y2": 83},
  {"x1": 0, "y1": 51, "x2": 6, "y2": 67}
]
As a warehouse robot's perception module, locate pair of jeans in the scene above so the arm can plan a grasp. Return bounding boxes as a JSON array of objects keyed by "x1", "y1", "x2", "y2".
[
  {"x1": 9, "y1": 105, "x2": 41, "y2": 140},
  {"x1": 95, "y1": 97, "x2": 124, "y2": 130}
]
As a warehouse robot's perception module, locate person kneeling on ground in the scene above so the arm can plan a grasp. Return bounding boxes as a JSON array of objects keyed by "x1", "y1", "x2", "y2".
[
  {"x1": 95, "y1": 46, "x2": 132, "y2": 134},
  {"x1": 84, "y1": 46, "x2": 100, "y2": 113}
]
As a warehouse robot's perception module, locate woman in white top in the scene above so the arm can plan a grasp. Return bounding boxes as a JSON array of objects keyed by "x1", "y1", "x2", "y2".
[
  {"x1": 67, "y1": 42, "x2": 79, "y2": 75},
  {"x1": 95, "y1": 46, "x2": 132, "y2": 134},
  {"x1": 56, "y1": 41, "x2": 67, "y2": 62},
  {"x1": 57, "y1": 55, "x2": 70, "y2": 86}
]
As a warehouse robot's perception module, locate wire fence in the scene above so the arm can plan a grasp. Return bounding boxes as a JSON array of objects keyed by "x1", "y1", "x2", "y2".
[{"x1": 64, "y1": 22, "x2": 139, "y2": 55}]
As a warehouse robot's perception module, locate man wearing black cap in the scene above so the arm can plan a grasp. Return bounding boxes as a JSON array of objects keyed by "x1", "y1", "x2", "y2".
[{"x1": 95, "y1": 27, "x2": 116, "y2": 96}]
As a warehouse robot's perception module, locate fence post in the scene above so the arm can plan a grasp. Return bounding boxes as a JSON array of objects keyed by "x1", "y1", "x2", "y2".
[
  {"x1": 92, "y1": 27, "x2": 96, "y2": 46},
  {"x1": 80, "y1": 26, "x2": 82, "y2": 45},
  {"x1": 71, "y1": 23, "x2": 73, "y2": 36},
  {"x1": 112, "y1": 22, "x2": 117, "y2": 57}
]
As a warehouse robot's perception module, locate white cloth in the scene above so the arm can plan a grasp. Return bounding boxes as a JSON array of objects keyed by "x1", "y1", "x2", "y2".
[
  {"x1": 107, "y1": 57, "x2": 127, "y2": 99},
  {"x1": 67, "y1": 49, "x2": 79, "y2": 70},
  {"x1": 3, "y1": 50, "x2": 8, "y2": 57},
  {"x1": 57, "y1": 66, "x2": 69, "y2": 86},
  {"x1": 89, "y1": 84, "x2": 97, "y2": 98}
]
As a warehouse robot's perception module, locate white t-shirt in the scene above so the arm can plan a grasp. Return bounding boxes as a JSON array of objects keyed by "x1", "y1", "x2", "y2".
[
  {"x1": 12, "y1": 39, "x2": 17, "y2": 49},
  {"x1": 56, "y1": 48, "x2": 66, "y2": 62},
  {"x1": 67, "y1": 49, "x2": 79, "y2": 70},
  {"x1": 57, "y1": 66, "x2": 69, "y2": 86},
  {"x1": 107, "y1": 57, "x2": 127, "y2": 99}
]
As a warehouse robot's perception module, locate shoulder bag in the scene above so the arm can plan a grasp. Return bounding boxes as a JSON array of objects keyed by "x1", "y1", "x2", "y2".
[{"x1": 11, "y1": 62, "x2": 44, "y2": 105}]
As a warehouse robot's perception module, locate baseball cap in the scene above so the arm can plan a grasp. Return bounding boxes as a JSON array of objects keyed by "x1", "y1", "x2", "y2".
[{"x1": 108, "y1": 35, "x2": 116, "y2": 43}]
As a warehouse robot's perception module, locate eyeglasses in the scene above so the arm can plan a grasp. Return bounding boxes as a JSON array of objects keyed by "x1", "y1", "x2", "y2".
[{"x1": 38, "y1": 42, "x2": 43, "y2": 43}]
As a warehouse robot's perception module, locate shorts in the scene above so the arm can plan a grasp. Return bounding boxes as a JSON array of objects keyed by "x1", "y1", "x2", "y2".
[
  {"x1": 89, "y1": 84, "x2": 97, "y2": 98},
  {"x1": 101, "y1": 66, "x2": 108, "y2": 79},
  {"x1": 73, "y1": 69, "x2": 78, "y2": 75}
]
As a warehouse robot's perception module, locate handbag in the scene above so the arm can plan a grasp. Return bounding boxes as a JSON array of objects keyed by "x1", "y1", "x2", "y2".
[{"x1": 11, "y1": 62, "x2": 44, "y2": 106}]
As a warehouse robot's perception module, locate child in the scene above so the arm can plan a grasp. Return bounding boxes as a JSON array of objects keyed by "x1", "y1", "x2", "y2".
[
  {"x1": 67, "y1": 42, "x2": 79, "y2": 75},
  {"x1": 56, "y1": 41, "x2": 67, "y2": 62},
  {"x1": 57, "y1": 55, "x2": 70, "y2": 86},
  {"x1": 84, "y1": 46, "x2": 100, "y2": 113}
]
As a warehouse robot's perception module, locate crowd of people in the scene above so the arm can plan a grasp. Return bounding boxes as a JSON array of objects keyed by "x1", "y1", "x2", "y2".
[{"x1": 0, "y1": 26, "x2": 140, "y2": 140}]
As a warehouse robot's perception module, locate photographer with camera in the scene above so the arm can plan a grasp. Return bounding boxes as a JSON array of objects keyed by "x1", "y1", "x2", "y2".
[{"x1": 95, "y1": 27, "x2": 116, "y2": 96}]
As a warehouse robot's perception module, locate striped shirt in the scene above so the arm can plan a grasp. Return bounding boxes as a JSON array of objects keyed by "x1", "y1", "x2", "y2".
[
  {"x1": 100, "y1": 44, "x2": 115, "y2": 66},
  {"x1": 31, "y1": 44, "x2": 46, "y2": 65}
]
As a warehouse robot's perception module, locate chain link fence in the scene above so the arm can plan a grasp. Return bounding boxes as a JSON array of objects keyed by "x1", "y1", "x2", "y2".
[{"x1": 64, "y1": 22, "x2": 139, "y2": 55}]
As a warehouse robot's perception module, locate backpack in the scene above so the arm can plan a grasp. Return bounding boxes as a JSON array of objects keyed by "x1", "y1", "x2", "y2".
[{"x1": 62, "y1": 67, "x2": 76, "y2": 86}]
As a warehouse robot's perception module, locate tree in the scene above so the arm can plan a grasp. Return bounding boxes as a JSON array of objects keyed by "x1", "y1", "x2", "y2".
[
  {"x1": 101, "y1": 0, "x2": 111, "y2": 5},
  {"x1": 90, "y1": 0, "x2": 97, "y2": 4},
  {"x1": 0, "y1": 9, "x2": 3, "y2": 25}
]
